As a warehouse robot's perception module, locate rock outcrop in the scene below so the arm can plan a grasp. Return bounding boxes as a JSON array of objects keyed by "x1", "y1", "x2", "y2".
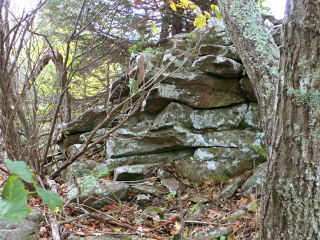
[{"x1": 53, "y1": 17, "x2": 274, "y2": 184}]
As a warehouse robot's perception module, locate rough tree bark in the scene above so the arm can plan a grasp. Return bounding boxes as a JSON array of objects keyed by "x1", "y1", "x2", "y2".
[
  {"x1": 218, "y1": 0, "x2": 320, "y2": 239},
  {"x1": 53, "y1": 51, "x2": 72, "y2": 123}
]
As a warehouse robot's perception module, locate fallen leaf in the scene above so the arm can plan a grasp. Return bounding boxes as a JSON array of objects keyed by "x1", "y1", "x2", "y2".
[
  {"x1": 39, "y1": 226, "x2": 47, "y2": 235},
  {"x1": 236, "y1": 197, "x2": 250, "y2": 207}
]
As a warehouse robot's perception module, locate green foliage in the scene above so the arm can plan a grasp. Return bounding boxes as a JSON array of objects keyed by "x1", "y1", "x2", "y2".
[
  {"x1": 145, "y1": 47, "x2": 164, "y2": 53},
  {"x1": 0, "y1": 159, "x2": 63, "y2": 223},
  {"x1": 182, "y1": 179, "x2": 190, "y2": 185},
  {"x1": 129, "y1": 38, "x2": 147, "y2": 54},
  {"x1": 252, "y1": 145, "x2": 267, "y2": 158},
  {"x1": 248, "y1": 202, "x2": 259, "y2": 213},
  {"x1": 127, "y1": 79, "x2": 139, "y2": 93},
  {"x1": 36, "y1": 186, "x2": 63, "y2": 213},
  {"x1": 0, "y1": 175, "x2": 32, "y2": 223},
  {"x1": 189, "y1": 202, "x2": 200, "y2": 214},
  {"x1": 185, "y1": 32, "x2": 197, "y2": 41},
  {"x1": 92, "y1": 169, "x2": 110, "y2": 178},
  {"x1": 4, "y1": 159, "x2": 35, "y2": 184},
  {"x1": 165, "y1": 192, "x2": 176, "y2": 200}
]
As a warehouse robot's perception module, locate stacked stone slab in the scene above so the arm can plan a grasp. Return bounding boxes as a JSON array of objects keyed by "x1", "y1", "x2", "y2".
[{"x1": 55, "y1": 17, "x2": 281, "y2": 182}]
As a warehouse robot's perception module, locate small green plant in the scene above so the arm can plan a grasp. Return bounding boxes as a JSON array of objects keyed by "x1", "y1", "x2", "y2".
[
  {"x1": 92, "y1": 169, "x2": 110, "y2": 178},
  {"x1": 185, "y1": 32, "x2": 197, "y2": 41},
  {"x1": 165, "y1": 192, "x2": 176, "y2": 200},
  {"x1": 128, "y1": 38, "x2": 147, "y2": 54},
  {"x1": 252, "y1": 145, "x2": 267, "y2": 158},
  {"x1": 182, "y1": 179, "x2": 190, "y2": 185},
  {"x1": 127, "y1": 79, "x2": 138, "y2": 93},
  {"x1": 0, "y1": 159, "x2": 63, "y2": 223},
  {"x1": 189, "y1": 202, "x2": 200, "y2": 214},
  {"x1": 248, "y1": 202, "x2": 259, "y2": 213},
  {"x1": 145, "y1": 46, "x2": 164, "y2": 52}
]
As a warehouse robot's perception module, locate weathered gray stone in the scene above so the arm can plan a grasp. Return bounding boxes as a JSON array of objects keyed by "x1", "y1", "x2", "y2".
[
  {"x1": 174, "y1": 131, "x2": 266, "y2": 182},
  {"x1": 190, "y1": 196, "x2": 209, "y2": 204},
  {"x1": 199, "y1": 44, "x2": 240, "y2": 61},
  {"x1": 113, "y1": 164, "x2": 158, "y2": 181},
  {"x1": 107, "y1": 126, "x2": 264, "y2": 158},
  {"x1": 162, "y1": 47, "x2": 198, "y2": 73},
  {"x1": 198, "y1": 18, "x2": 233, "y2": 46},
  {"x1": 222, "y1": 209, "x2": 248, "y2": 223},
  {"x1": 135, "y1": 207, "x2": 163, "y2": 225},
  {"x1": 190, "y1": 103, "x2": 261, "y2": 130},
  {"x1": 104, "y1": 150, "x2": 193, "y2": 170},
  {"x1": 79, "y1": 128, "x2": 106, "y2": 143},
  {"x1": 130, "y1": 51, "x2": 164, "y2": 82},
  {"x1": 221, "y1": 176, "x2": 245, "y2": 199},
  {"x1": 129, "y1": 184, "x2": 165, "y2": 197},
  {"x1": 152, "y1": 102, "x2": 192, "y2": 130},
  {"x1": 193, "y1": 226, "x2": 231, "y2": 240},
  {"x1": 161, "y1": 177, "x2": 183, "y2": 195},
  {"x1": 61, "y1": 160, "x2": 108, "y2": 182},
  {"x1": 65, "y1": 176, "x2": 129, "y2": 209},
  {"x1": 0, "y1": 211, "x2": 41, "y2": 240},
  {"x1": 189, "y1": 203, "x2": 207, "y2": 218},
  {"x1": 157, "y1": 168, "x2": 173, "y2": 179},
  {"x1": 242, "y1": 162, "x2": 267, "y2": 198},
  {"x1": 57, "y1": 106, "x2": 107, "y2": 135},
  {"x1": 123, "y1": 112, "x2": 155, "y2": 129},
  {"x1": 56, "y1": 133, "x2": 82, "y2": 155},
  {"x1": 137, "y1": 194, "x2": 151, "y2": 206},
  {"x1": 67, "y1": 144, "x2": 84, "y2": 156},
  {"x1": 192, "y1": 55, "x2": 244, "y2": 78},
  {"x1": 142, "y1": 72, "x2": 246, "y2": 113}
]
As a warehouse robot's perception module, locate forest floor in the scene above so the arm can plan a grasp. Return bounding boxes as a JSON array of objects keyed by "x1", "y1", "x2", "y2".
[{"x1": 0, "y1": 151, "x2": 260, "y2": 240}]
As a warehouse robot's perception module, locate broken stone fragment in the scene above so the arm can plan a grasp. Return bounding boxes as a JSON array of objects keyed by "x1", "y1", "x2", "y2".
[
  {"x1": 137, "y1": 194, "x2": 151, "y2": 206},
  {"x1": 113, "y1": 164, "x2": 158, "y2": 181},
  {"x1": 221, "y1": 175, "x2": 245, "y2": 199}
]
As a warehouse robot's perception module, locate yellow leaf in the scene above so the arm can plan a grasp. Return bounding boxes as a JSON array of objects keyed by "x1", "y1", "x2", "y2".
[
  {"x1": 189, "y1": 4, "x2": 199, "y2": 10},
  {"x1": 211, "y1": 4, "x2": 222, "y2": 19},
  {"x1": 151, "y1": 21, "x2": 159, "y2": 34},
  {"x1": 194, "y1": 14, "x2": 207, "y2": 29},
  {"x1": 211, "y1": 4, "x2": 218, "y2": 10},
  {"x1": 170, "y1": 1, "x2": 177, "y2": 12},
  {"x1": 179, "y1": 0, "x2": 189, "y2": 8}
]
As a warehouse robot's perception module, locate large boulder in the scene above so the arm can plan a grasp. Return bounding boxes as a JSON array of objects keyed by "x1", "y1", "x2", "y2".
[
  {"x1": 0, "y1": 211, "x2": 42, "y2": 240},
  {"x1": 60, "y1": 160, "x2": 109, "y2": 182},
  {"x1": 175, "y1": 142, "x2": 266, "y2": 183},
  {"x1": 142, "y1": 73, "x2": 246, "y2": 113},
  {"x1": 65, "y1": 176, "x2": 129, "y2": 209}
]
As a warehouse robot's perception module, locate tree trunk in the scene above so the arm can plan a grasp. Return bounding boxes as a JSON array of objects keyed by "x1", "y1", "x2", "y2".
[
  {"x1": 54, "y1": 51, "x2": 71, "y2": 123},
  {"x1": 218, "y1": 0, "x2": 320, "y2": 238}
]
